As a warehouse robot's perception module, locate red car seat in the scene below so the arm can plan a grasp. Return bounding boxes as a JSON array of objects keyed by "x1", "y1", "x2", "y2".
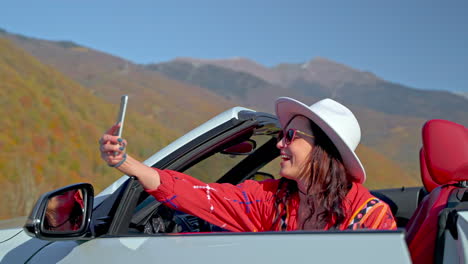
[
  {"x1": 419, "y1": 148, "x2": 439, "y2": 193},
  {"x1": 406, "y1": 119, "x2": 468, "y2": 264}
]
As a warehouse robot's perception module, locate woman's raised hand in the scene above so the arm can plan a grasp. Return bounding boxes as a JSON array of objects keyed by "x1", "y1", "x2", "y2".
[
  {"x1": 99, "y1": 123, "x2": 161, "y2": 190},
  {"x1": 99, "y1": 123, "x2": 128, "y2": 168}
]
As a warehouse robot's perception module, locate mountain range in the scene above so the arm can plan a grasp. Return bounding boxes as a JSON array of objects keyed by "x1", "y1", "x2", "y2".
[
  {"x1": 149, "y1": 57, "x2": 468, "y2": 124},
  {"x1": 456, "y1": 91, "x2": 468, "y2": 99},
  {"x1": 1, "y1": 27, "x2": 464, "y2": 218}
]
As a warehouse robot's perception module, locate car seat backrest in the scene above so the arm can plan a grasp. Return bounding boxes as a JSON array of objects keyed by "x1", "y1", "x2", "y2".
[
  {"x1": 406, "y1": 185, "x2": 457, "y2": 264},
  {"x1": 423, "y1": 119, "x2": 468, "y2": 185},
  {"x1": 407, "y1": 119, "x2": 468, "y2": 264},
  {"x1": 420, "y1": 148, "x2": 439, "y2": 193}
]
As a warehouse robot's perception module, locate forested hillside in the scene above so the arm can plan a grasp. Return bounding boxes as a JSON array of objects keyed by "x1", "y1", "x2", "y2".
[{"x1": 0, "y1": 38, "x2": 177, "y2": 218}]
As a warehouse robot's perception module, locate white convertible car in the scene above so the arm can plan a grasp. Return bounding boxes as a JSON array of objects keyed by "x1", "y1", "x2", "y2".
[{"x1": 1, "y1": 107, "x2": 467, "y2": 263}]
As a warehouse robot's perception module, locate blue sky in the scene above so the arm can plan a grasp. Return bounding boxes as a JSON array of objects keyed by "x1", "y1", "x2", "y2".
[{"x1": 1, "y1": 0, "x2": 467, "y2": 92}]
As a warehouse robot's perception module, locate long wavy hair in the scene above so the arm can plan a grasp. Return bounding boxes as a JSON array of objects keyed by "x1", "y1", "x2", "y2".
[{"x1": 273, "y1": 118, "x2": 352, "y2": 230}]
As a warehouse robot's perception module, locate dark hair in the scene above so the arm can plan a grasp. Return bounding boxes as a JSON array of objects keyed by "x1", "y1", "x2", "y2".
[
  {"x1": 273, "y1": 118, "x2": 352, "y2": 230},
  {"x1": 44, "y1": 198, "x2": 83, "y2": 231}
]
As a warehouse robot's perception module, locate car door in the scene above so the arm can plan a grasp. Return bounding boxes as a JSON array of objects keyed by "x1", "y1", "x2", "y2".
[{"x1": 27, "y1": 231, "x2": 411, "y2": 264}]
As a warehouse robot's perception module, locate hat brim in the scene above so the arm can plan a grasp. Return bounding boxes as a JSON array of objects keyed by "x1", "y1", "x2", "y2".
[{"x1": 275, "y1": 97, "x2": 366, "y2": 183}]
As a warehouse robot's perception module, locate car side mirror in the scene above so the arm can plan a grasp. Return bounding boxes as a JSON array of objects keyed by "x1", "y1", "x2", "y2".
[
  {"x1": 221, "y1": 139, "x2": 257, "y2": 155},
  {"x1": 24, "y1": 183, "x2": 94, "y2": 240}
]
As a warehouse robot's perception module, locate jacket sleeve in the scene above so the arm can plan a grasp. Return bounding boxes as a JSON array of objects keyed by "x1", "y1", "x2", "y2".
[
  {"x1": 359, "y1": 202, "x2": 397, "y2": 230},
  {"x1": 145, "y1": 168, "x2": 279, "y2": 232}
]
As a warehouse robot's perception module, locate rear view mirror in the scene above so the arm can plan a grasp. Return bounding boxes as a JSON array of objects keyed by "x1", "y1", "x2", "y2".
[
  {"x1": 24, "y1": 183, "x2": 94, "y2": 240},
  {"x1": 221, "y1": 139, "x2": 257, "y2": 155}
]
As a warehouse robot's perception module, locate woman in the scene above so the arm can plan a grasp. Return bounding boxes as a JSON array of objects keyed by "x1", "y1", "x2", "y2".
[{"x1": 99, "y1": 97, "x2": 396, "y2": 232}]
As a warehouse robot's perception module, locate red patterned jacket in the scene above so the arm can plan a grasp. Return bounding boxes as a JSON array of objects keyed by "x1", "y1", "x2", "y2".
[{"x1": 146, "y1": 169, "x2": 397, "y2": 232}]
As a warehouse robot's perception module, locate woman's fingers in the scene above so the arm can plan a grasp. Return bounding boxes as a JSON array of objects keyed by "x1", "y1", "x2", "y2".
[
  {"x1": 104, "y1": 155, "x2": 124, "y2": 167},
  {"x1": 99, "y1": 123, "x2": 128, "y2": 167},
  {"x1": 121, "y1": 139, "x2": 127, "y2": 150},
  {"x1": 100, "y1": 140, "x2": 126, "y2": 153},
  {"x1": 100, "y1": 134, "x2": 121, "y2": 145},
  {"x1": 104, "y1": 151, "x2": 126, "y2": 164},
  {"x1": 99, "y1": 132, "x2": 127, "y2": 166},
  {"x1": 105, "y1": 123, "x2": 121, "y2": 136},
  {"x1": 100, "y1": 144, "x2": 124, "y2": 158},
  {"x1": 99, "y1": 123, "x2": 121, "y2": 144}
]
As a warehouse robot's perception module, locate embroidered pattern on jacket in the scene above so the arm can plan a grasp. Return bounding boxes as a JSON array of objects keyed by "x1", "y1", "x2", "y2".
[
  {"x1": 223, "y1": 189, "x2": 262, "y2": 213},
  {"x1": 161, "y1": 195, "x2": 178, "y2": 208},
  {"x1": 193, "y1": 184, "x2": 217, "y2": 212},
  {"x1": 346, "y1": 198, "x2": 380, "y2": 230}
]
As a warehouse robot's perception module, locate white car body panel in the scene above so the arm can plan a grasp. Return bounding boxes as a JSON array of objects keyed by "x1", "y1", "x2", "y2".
[
  {"x1": 0, "y1": 228, "x2": 22, "y2": 243},
  {"x1": 26, "y1": 232, "x2": 410, "y2": 264},
  {"x1": 443, "y1": 211, "x2": 468, "y2": 263},
  {"x1": 0, "y1": 229, "x2": 50, "y2": 263}
]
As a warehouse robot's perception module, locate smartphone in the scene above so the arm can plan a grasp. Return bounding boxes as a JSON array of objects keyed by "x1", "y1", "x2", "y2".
[{"x1": 115, "y1": 95, "x2": 128, "y2": 137}]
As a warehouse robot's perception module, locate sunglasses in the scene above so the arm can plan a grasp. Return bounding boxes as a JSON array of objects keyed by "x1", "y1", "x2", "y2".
[{"x1": 278, "y1": 128, "x2": 315, "y2": 145}]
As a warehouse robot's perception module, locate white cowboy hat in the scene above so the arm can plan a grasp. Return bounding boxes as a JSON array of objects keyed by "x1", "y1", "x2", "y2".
[{"x1": 275, "y1": 97, "x2": 366, "y2": 183}]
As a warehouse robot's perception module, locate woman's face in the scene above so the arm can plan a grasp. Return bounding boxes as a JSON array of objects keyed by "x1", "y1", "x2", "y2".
[{"x1": 276, "y1": 116, "x2": 315, "y2": 181}]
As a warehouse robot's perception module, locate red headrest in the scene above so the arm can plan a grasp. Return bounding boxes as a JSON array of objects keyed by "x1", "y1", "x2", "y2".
[
  {"x1": 422, "y1": 119, "x2": 468, "y2": 185},
  {"x1": 419, "y1": 148, "x2": 439, "y2": 192}
]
